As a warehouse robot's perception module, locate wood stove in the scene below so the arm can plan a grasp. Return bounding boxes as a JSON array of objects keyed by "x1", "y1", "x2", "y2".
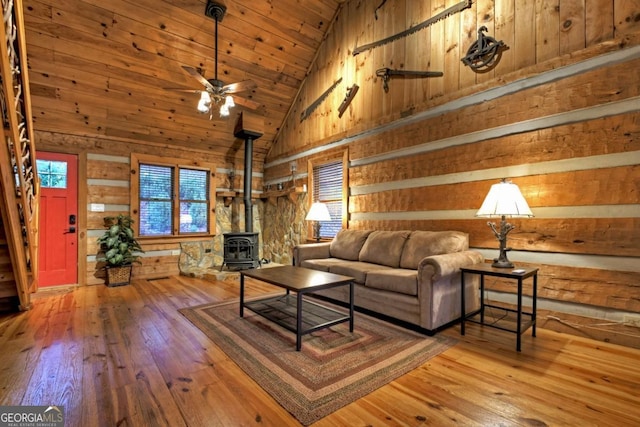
[
  {"x1": 219, "y1": 112, "x2": 264, "y2": 271},
  {"x1": 221, "y1": 232, "x2": 260, "y2": 270}
]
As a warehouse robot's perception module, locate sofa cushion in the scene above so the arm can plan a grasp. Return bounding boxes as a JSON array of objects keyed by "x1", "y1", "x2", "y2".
[
  {"x1": 365, "y1": 269, "x2": 418, "y2": 296},
  {"x1": 300, "y1": 258, "x2": 334, "y2": 272},
  {"x1": 358, "y1": 230, "x2": 410, "y2": 268},
  {"x1": 328, "y1": 261, "x2": 389, "y2": 285},
  {"x1": 329, "y1": 229, "x2": 373, "y2": 260},
  {"x1": 400, "y1": 231, "x2": 469, "y2": 270}
]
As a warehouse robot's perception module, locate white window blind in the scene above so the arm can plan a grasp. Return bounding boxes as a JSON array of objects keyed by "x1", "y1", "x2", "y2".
[
  {"x1": 139, "y1": 164, "x2": 173, "y2": 236},
  {"x1": 138, "y1": 163, "x2": 210, "y2": 236},
  {"x1": 312, "y1": 160, "x2": 343, "y2": 238},
  {"x1": 179, "y1": 168, "x2": 209, "y2": 233}
]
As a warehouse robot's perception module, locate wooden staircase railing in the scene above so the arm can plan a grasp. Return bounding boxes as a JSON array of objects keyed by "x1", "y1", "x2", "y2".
[{"x1": 0, "y1": 0, "x2": 39, "y2": 310}]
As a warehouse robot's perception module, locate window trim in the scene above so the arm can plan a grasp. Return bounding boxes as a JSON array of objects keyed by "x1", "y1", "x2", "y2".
[
  {"x1": 306, "y1": 149, "x2": 348, "y2": 240},
  {"x1": 130, "y1": 153, "x2": 216, "y2": 243}
]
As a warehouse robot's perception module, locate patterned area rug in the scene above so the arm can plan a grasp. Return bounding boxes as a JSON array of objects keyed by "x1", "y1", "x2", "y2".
[{"x1": 180, "y1": 297, "x2": 456, "y2": 425}]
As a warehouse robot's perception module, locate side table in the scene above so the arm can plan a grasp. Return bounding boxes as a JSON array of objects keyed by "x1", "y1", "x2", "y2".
[{"x1": 460, "y1": 263, "x2": 538, "y2": 351}]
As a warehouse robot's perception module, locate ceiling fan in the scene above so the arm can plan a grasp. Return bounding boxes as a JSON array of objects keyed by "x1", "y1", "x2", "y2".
[{"x1": 169, "y1": 1, "x2": 259, "y2": 118}]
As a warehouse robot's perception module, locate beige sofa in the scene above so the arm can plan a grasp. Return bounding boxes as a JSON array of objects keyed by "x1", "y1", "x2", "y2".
[{"x1": 293, "y1": 229, "x2": 484, "y2": 333}]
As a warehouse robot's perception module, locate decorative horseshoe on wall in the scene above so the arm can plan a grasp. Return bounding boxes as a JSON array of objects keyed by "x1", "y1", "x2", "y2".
[{"x1": 462, "y1": 26, "x2": 506, "y2": 72}]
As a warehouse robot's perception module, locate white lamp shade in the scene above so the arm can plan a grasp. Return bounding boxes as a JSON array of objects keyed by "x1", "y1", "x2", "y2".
[
  {"x1": 305, "y1": 202, "x2": 331, "y2": 221},
  {"x1": 476, "y1": 180, "x2": 534, "y2": 218}
]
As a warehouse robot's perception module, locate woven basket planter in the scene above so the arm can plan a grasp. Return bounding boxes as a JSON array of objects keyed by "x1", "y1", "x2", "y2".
[{"x1": 106, "y1": 265, "x2": 133, "y2": 287}]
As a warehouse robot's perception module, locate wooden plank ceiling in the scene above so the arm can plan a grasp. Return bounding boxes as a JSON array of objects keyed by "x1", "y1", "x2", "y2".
[{"x1": 23, "y1": 0, "x2": 344, "y2": 161}]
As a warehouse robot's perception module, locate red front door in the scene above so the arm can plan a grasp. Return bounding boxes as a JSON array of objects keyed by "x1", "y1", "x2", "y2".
[{"x1": 37, "y1": 152, "x2": 78, "y2": 286}]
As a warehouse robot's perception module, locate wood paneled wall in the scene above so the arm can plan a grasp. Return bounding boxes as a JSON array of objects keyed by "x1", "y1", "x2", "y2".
[
  {"x1": 35, "y1": 131, "x2": 264, "y2": 285},
  {"x1": 264, "y1": 0, "x2": 640, "y2": 345}
]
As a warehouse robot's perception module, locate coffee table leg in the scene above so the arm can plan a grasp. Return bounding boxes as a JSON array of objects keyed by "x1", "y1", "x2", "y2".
[
  {"x1": 460, "y1": 271, "x2": 466, "y2": 335},
  {"x1": 240, "y1": 273, "x2": 245, "y2": 317},
  {"x1": 296, "y1": 293, "x2": 303, "y2": 351},
  {"x1": 349, "y1": 282, "x2": 354, "y2": 332}
]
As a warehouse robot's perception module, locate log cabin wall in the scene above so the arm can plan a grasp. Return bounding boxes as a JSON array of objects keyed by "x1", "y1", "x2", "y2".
[
  {"x1": 35, "y1": 132, "x2": 264, "y2": 285},
  {"x1": 263, "y1": 0, "x2": 640, "y2": 346},
  {"x1": 23, "y1": 0, "x2": 342, "y2": 290}
]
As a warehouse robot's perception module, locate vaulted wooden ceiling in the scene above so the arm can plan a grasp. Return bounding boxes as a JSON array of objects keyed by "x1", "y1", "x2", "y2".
[{"x1": 23, "y1": 0, "x2": 344, "y2": 162}]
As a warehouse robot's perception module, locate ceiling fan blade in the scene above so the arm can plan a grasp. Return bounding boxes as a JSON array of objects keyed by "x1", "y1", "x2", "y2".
[
  {"x1": 182, "y1": 65, "x2": 215, "y2": 91},
  {"x1": 223, "y1": 80, "x2": 257, "y2": 94},
  {"x1": 164, "y1": 88, "x2": 202, "y2": 93},
  {"x1": 232, "y1": 95, "x2": 260, "y2": 110}
]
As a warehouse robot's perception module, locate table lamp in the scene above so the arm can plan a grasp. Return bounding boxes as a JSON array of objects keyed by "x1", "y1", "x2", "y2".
[
  {"x1": 305, "y1": 202, "x2": 331, "y2": 242},
  {"x1": 476, "y1": 179, "x2": 533, "y2": 268}
]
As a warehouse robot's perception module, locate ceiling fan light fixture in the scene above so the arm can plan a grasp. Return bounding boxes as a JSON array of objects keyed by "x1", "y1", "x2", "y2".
[
  {"x1": 168, "y1": 0, "x2": 256, "y2": 120},
  {"x1": 197, "y1": 91, "x2": 212, "y2": 113}
]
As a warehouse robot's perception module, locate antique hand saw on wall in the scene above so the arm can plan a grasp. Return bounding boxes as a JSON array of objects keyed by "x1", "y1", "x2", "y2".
[
  {"x1": 376, "y1": 68, "x2": 443, "y2": 92},
  {"x1": 300, "y1": 78, "x2": 343, "y2": 122},
  {"x1": 353, "y1": 0, "x2": 472, "y2": 56}
]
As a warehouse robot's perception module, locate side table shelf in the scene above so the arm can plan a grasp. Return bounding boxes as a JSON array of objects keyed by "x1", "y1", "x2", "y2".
[{"x1": 460, "y1": 263, "x2": 539, "y2": 352}]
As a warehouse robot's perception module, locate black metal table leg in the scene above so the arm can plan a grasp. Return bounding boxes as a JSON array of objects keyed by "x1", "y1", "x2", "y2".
[
  {"x1": 460, "y1": 271, "x2": 466, "y2": 335},
  {"x1": 349, "y1": 282, "x2": 354, "y2": 332},
  {"x1": 296, "y1": 293, "x2": 303, "y2": 351},
  {"x1": 240, "y1": 273, "x2": 245, "y2": 317},
  {"x1": 532, "y1": 273, "x2": 538, "y2": 337},
  {"x1": 480, "y1": 275, "x2": 485, "y2": 324},
  {"x1": 517, "y1": 277, "x2": 523, "y2": 352}
]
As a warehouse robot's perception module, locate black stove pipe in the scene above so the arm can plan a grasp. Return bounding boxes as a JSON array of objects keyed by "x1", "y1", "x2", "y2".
[
  {"x1": 234, "y1": 112, "x2": 262, "y2": 234},
  {"x1": 243, "y1": 136, "x2": 253, "y2": 233}
]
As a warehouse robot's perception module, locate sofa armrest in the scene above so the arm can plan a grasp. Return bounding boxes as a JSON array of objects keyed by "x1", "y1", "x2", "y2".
[
  {"x1": 417, "y1": 250, "x2": 485, "y2": 330},
  {"x1": 293, "y1": 242, "x2": 331, "y2": 266},
  {"x1": 418, "y1": 250, "x2": 484, "y2": 281}
]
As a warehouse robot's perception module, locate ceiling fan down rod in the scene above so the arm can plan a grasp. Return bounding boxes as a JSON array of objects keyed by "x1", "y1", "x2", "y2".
[
  {"x1": 204, "y1": 1, "x2": 226, "y2": 84},
  {"x1": 214, "y1": 17, "x2": 218, "y2": 81}
]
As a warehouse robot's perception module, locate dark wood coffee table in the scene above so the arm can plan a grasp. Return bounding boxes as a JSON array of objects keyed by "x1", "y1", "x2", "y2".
[{"x1": 239, "y1": 265, "x2": 354, "y2": 351}]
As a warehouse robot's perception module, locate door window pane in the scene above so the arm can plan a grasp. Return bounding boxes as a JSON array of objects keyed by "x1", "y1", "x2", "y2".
[{"x1": 36, "y1": 160, "x2": 67, "y2": 188}]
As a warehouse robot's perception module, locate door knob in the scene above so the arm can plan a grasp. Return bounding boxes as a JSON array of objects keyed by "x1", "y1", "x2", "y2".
[{"x1": 64, "y1": 227, "x2": 76, "y2": 234}]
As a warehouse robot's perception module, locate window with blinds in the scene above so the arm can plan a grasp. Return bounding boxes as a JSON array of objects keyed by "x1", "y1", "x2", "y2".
[
  {"x1": 179, "y1": 168, "x2": 209, "y2": 233},
  {"x1": 312, "y1": 160, "x2": 343, "y2": 238},
  {"x1": 139, "y1": 164, "x2": 173, "y2": 236},
  {"x1": 138, "y1": 163, "x2": 210, "y2": 236}
]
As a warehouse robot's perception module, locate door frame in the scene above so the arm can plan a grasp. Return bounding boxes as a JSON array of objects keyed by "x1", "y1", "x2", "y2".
[{"x1": 36, "y1": 150, "x2": 87, "y2": 288}]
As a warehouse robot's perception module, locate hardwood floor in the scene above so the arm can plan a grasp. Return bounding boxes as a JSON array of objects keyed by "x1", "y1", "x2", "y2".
[{"x1": 1, "y1": 275, "x2": 639, "y2": 426}]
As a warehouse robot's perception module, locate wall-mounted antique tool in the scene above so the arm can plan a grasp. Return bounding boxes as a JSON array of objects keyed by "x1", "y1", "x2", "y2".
[
  {"x1": 375, "y1": 68, "x2": 443, "y2": 93},
  {"x1": 462, "y1": 26, "x2": 506, "y2": 72},
  {"x1": 374, "y1": 0, "x2": 388, "y2": 19},
  {"x1": 353, "y1": 0, "x2": 471, "y2": 56},
  {"x1": 338, "y1": 84, "x2": 359, "y2": 118},
  {"x1": 300, "y1": 78, "x2": 343, "y2": 122}
]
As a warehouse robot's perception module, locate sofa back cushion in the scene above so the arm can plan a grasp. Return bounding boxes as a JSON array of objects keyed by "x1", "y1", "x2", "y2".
[
  {"x1": 329, "y1": 229, "x2": 372, "y2": 260},
  {"x1": 359, "y1": 230, "x2": 411, "y2": 268},
  {"x1": 400, "y1": 230, "x2": 469, "y2": 269}
]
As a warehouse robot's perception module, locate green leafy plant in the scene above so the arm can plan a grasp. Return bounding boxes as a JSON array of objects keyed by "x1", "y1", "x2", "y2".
[{"x1": 97, "y1": 214, "x2": 144, "y2": 266}]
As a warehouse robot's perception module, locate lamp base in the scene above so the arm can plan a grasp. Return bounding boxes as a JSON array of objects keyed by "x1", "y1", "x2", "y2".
[
  {"x1": 492, "y1": 258, "x2": 514, "y2": 268},
  {"x1": 312, "y1": 221, "x2": 321, "y2": 243},
  {"x1": 488, "y1": 217, "x2": 516, "y2": 268}
]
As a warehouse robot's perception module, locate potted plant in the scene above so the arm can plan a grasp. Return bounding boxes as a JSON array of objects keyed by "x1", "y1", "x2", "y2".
[{"x1": 97, "y1": 214, "x2": 144, "y2": 286}]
